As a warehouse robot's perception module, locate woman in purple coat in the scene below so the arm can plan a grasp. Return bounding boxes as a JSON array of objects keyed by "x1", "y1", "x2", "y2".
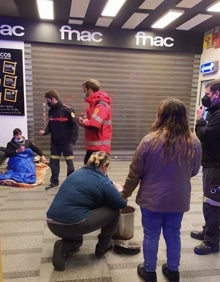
[{"x1": 121, "y1": 98, "x2": 202, "y2": 282}]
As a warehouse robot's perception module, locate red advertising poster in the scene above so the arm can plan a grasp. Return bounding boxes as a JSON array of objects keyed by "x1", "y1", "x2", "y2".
[
  {"x1": 212, "y1": 26, "x2": 220, "y2": 48},
  {"x1": 0, "y1": 48, "x2": 24, "y2": 115}
]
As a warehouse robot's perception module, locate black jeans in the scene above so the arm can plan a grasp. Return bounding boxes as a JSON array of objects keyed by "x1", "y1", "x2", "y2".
[
  {"x1": 47, "y1": 207, "x2": 120, "y2": 252},
  {"x1": 202, "y1": 167, "x2": 220, "y2": 245},
  {"x1": 203, "y1": 203, "x2": 220, "y2": 245}
]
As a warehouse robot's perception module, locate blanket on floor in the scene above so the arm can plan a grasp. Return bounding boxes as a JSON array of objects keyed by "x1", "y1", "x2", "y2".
[{"x1": 0, "y1": 149, "x2": 49, "y2": 188}]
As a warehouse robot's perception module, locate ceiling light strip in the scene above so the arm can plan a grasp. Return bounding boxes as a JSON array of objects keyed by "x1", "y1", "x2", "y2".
[
  {"x1": 151, "y1": 9, "x2": 184, "y2": 29},
  {"x1": 102, "y1": 0, "x2": 127, "y2": 17},
  {"x1": 207, "y1": 1, "x2": 220, "y2": 12},
  {"x1": 37, "y1": 0, "x2": 54, "y2": 20}
]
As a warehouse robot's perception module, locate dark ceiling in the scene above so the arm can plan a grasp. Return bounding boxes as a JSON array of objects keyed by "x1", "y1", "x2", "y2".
[{"x1": 0, "y1": 0, "x2": 220, "y2": 34}]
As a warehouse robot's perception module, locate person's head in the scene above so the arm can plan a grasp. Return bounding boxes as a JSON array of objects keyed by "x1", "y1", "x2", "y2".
[
  {"x1": 44, "y1": 89, "x2": 60, "y2": 107},
  {"x1": 153, "y1": 98, "x2": 189, "y2": 133},
  {"x1": 87, "y1": 151, "x2": 110, "y2": 175},
  {"x1": 13, "y1": 128, "x2": 23, "y2": 143},
  {"x1": 82, "y1": 79, "x2": 100, "y2": 98},
  {"x1": 151, "y1": 98, "x2": 193, "y2": 161},
  {"x1": 202, "y1": 79, "x2": 220, "y2": 108}
]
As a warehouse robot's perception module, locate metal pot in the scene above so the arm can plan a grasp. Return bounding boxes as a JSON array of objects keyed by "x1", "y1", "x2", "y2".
[{"x1": 114, "y1": 205, "x2": 135, "y2": 240}]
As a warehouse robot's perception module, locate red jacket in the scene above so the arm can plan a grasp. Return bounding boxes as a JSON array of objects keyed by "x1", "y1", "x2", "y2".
[{"x1": 83, "y1": 91, "x2": 112, "y2": 153}]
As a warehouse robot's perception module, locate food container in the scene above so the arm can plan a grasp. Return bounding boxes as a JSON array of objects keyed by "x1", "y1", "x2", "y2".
[{"x1": 114, "y1": 205, "x2": 135, "y2": 240}]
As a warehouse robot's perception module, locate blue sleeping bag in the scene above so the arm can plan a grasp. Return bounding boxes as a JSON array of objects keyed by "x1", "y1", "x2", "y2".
[{"x1": 0, "y1": 148, "x2": 36, "y2": 184}]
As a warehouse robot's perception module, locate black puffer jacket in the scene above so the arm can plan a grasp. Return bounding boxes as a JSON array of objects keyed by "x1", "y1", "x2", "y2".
[
  {"x1": 5, "y1": 138, "x2": 44, "y2": 157},
  {"x1": 195, "y1": 103, "x2": 220, "y2": 165}
]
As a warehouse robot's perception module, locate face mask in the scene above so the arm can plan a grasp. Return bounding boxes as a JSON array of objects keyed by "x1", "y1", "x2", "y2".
[
  {"x1": 14, "y1": 138, "x2": 23, "y2": 143},
  {"x1": 201, "y1": 95, "x2": 211, "y2": 108},
  {"x1": 47, "y1": 102, "x2": 54, "y2": 108}
]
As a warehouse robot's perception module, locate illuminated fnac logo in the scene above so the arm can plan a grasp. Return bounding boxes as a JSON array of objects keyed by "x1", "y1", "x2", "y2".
[
  {"x1": 135, "y1": 31, "x2": 174, "y2": 47},
  {"x1": 200, "y1": 61, "x2": 219, "y2": 74},
  {"x1": 60, "y1": 25, "x2": 103, "y2": 42},
  {"x1": 0, "y1": 24, "x2": 25, "y2": 36}
]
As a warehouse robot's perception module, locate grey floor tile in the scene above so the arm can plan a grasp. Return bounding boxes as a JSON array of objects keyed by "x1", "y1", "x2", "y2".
[{"x1": 0, "y1": 160, "x2": 220, "y2": 281}]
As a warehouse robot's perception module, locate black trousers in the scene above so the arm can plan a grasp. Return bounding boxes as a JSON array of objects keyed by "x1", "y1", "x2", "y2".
[
  {"x1": 202, "y1": 167, "x2": 220, "y2": 245},
  {"x1": 47, "y1": 207, "x2": 120, "y2": 252},
  {"x1": 203, "y1": 203, "x2": 220, "y2": 245},
  {"x1": 50, "y1": 143, "x2": 74, "y2": 184}
]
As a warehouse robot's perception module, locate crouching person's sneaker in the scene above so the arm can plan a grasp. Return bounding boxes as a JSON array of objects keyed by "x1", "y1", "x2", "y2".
[
  {"x1": 137, "y1": 264, "x2": 157, "y2": 282},
  {"x1": 162, "y1": 264, "x2": 179, "y2": 282},
  {"x1": 52, "y1": 240, "x2": 66, "y2": 271},
  {"x1": 95, "y1": 242, "x2": 112, "y2": 258}
]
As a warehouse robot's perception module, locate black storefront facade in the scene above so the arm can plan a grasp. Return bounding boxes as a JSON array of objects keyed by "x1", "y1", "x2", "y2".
[{"x1": 0, "y1": 17, "x2": 204, "y2": 154}]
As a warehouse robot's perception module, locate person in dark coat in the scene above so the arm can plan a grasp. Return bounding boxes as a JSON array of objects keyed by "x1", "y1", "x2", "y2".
[
  {"x1": 5, "y1": 128, "x2": 46, "y2": 162},
  {"x1": 39, "y1": 89, "x2": 78, "y2": 190},
  {"x1": 46, "y1": 151, "x2": 127, "y2": 271},
  {"x1": 191, "y1": 79, "x2": 220, "y2": 255},
  {"x1": 0, "y1": 128, "x2": 46, "y2": 184}
]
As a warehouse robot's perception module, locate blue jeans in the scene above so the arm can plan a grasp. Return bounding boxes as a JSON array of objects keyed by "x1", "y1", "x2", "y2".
[{"x1": 141, "y1": 207, "x2": 183, "y2": 272}]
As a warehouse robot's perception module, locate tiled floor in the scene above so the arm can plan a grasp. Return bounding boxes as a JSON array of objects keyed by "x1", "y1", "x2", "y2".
[{"x1": 0, "y1": 157, "x2": 220, "y2": 282}]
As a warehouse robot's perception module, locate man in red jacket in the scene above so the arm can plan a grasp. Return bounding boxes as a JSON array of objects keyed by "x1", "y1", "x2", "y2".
[{"x1": 77, "y1": 79, "x2": 112, "y2": 164}]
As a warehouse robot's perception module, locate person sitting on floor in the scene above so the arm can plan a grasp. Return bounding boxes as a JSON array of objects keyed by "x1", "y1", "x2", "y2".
[
  {"x1": 0, "y1": 128, "x2": 46, "y2": 185},
  {"x1": 46, "y1": 151, "x2": 127, "y2": 271}
]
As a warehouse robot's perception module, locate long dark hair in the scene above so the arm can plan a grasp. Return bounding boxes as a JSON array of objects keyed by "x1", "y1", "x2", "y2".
[{"x1": 150, "y1": 98, "x2": 195, "y2": 162}]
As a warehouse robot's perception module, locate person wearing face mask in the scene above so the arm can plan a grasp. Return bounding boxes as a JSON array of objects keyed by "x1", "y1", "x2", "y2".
[
  {"x1": 46, "y1": 151, "x2": 127, "y2": 271},
  {"x1": 190, "y1": 79, "x2": 220, "y2": 255},
  {"x1": 4, "y1": 128, "x2": 46, "y2": 161},
  {"x1": 77, "y1": 79, "x2": 112, "y2": 164},
  {"x1": 39, "y1": 89, "x2": 78, "y2": 190},
  {"x1": 0, "y1": 128, "x2": 46, "y2": 184}
]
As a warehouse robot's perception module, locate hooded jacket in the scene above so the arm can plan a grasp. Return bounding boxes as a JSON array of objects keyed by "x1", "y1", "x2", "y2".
[{"x1": 83, "y1": 91, "x2": 112, "y2": 153}]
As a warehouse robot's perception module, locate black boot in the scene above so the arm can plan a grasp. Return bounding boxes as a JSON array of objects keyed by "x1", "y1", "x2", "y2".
[
  {"x1": 190, "y1": 230, "x2": 204, "y2": 240},
  {"x1": 162, "y1": 263, "x2": 179, "y2": 282},
  {"x1": 194, "y1": 241, "x2": 219, "y2": 255},
  {"x1": 66, "y1": 159, "x2": 75, "y2": 176},
  {"x1": 137, "y1": 264, "x2": 157, "y2": 282},
  {"x1": 52, "y1": 240, "x2": 66, "y2": 271},
  {"x1": 45, "y1": 181, "x2": 59, "y2": 190},
  {"x1": 95, "y1": 242, "x2": 112, "y2": 258}
]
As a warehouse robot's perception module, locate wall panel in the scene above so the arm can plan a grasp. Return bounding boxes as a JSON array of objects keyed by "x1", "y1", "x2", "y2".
[{"x1": 26, "y1": 44, "x2": 200, "y2": 154}]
